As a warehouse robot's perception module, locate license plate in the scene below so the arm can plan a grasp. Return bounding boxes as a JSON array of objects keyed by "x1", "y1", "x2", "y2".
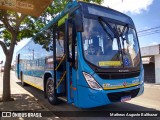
[{"x1": 121, "y1": 95, "x2": 131, "y2": 102}]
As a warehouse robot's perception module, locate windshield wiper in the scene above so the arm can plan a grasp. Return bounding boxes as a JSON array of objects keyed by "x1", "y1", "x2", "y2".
[
  {"x1": 120, "y1": 24, "x2": 129, "y2": 50},
  {"x1": 98, "y1": 16, "x2": 114, "y2": 40}
]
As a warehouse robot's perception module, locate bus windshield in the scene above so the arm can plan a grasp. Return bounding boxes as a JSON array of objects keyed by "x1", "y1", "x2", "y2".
[{"x1": 82, "y1": 17, "x2": 140, "y2": 68}]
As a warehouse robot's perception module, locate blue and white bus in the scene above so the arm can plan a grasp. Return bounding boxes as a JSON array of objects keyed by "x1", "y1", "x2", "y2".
[{"x1": 16, "y1": 1, "x2": 144, "y2": 108}]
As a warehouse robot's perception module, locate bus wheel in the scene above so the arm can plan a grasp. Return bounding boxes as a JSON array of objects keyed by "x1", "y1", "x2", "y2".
[
  {"x1": 20, "y1": 72, "x2": 26, "y2": 86},
  {"x1": 46, "y1": 77, "x2": 58, "y2": 105}
]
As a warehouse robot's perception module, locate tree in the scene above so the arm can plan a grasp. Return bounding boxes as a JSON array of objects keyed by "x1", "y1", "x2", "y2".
[
  {"x1": 0, "y1": 11, "x2": 37, "y2": 101},
  {"x1": 0, "y1": 0, "x2": 103, "y2": 101}
]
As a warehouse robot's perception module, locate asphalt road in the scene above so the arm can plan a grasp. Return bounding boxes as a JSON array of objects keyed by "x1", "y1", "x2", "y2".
[{"x1": 1, "y1": 71, "x2": 160, "y2": 120}]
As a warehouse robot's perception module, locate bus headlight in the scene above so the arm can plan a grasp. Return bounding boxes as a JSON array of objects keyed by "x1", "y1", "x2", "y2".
[{"x1": 83, "y1": 72, "x2": 102, "y2": 90}]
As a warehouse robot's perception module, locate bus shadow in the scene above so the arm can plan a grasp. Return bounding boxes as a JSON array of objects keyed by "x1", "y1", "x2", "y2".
[{"x1": 15, "y1": 82, "x2": 160, "y2": 120}]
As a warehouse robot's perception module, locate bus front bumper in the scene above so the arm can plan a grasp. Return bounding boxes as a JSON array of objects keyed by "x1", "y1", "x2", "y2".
[{"x1": 76, "y1": 83, "x2": 144, "y2": 108}]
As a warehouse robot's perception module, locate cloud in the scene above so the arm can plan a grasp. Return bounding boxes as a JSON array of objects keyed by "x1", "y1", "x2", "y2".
[
  {"x1": 102, "y1": 0, "x2": 154, "y2": 14},
  {"x1": 150, "y1": 42, "x2": 158, "y2": 45}
]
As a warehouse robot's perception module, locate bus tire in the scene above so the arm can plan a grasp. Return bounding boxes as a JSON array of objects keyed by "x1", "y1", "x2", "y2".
[
  {"x1": 46, "y1": 77, "x2": 58, "y2": 105},
  {"x1": 20, "y1": 72, "x2": 26, "y2": 86}
]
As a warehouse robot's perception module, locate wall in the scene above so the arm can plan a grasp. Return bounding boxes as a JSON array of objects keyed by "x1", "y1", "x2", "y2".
[
  {"x1": 155, "y1": 55, "x2": 160, "y2": 84},
  {"x1": 143, "y1": 63, "x2": 155, "y2": 83},
  {"x1": 141, "y1": 45, "x2": 160, "y2": 57}
]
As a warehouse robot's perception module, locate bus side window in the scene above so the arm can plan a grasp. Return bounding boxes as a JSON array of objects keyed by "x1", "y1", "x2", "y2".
[
  {"x1": 56, "y1": 28, "x2": 65, "y2": 58},
  {"x1": 69, "y1": 23, "x2": 73, "y2": 58},
  {"x1": 68, "y1": 20, "x2": 77, "y2": 69}
]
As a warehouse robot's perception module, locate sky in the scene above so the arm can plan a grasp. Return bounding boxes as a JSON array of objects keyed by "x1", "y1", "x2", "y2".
[
  {"x1": 102, "y1": 0, "x2": 160, "y2": 47},
  {"x1": 0, "y1": 0, "x2": 160, "y2": 65}
]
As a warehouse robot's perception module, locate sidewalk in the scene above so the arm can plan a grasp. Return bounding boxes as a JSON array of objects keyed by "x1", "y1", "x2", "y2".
[
  {"x1": 144, "y1": 83, "x2": 160, "y2": 89},
  {"x1": 0, "y1": 71, "x2": 59, "y2": 120}
]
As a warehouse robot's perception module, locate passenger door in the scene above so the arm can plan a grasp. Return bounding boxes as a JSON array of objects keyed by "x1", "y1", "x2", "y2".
[
  {"x1": 52, "y1": 18, "x2": 77, "y2": 104},
  {"x1": 65, "y1": 19, "x2": 77, "y2": 103}
]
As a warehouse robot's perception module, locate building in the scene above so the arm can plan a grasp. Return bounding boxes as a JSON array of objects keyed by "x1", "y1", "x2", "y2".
[{"x1": 141, "y1": 44, "x2": 160, "y2": 84}]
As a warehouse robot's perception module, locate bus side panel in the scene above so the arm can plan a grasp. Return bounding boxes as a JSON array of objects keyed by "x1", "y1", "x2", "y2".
[{"x1": 17, "y1": 40, "x2": 53, "y2": 91}]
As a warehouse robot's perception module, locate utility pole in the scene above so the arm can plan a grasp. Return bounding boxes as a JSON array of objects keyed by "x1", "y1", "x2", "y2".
[{"x1": 32, "y1": 49, "x2": 34, "y2": 60}]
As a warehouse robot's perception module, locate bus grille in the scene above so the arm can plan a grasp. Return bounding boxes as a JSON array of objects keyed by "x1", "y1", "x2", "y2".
[
  {"x1": 107, "y1": 88, "x2": 140, "y2": 102},
  {"x1": 97, "y1": 71, "x2": 140, "y2": 79}
]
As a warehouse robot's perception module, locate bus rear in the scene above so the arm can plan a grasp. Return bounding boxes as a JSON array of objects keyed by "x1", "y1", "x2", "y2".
[{"x1": 73, "y1": 2, "x2": 144, "y2": 108}]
